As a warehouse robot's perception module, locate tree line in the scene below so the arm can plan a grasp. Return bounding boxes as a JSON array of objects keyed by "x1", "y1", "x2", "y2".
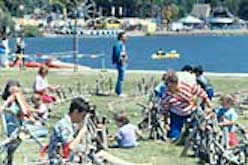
[{"x1": 1, "y1": 0, "x2": 248, "y2": 24}]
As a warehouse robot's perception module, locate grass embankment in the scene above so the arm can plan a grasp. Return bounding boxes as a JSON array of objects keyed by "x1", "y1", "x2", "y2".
[{"x1": 0, "y1": 69, "x2": 248, "y2": 165}]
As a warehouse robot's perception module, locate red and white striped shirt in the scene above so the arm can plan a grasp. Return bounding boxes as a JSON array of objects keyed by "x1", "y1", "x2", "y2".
[{"x1": 162, "y1": 82, "x2": 208, "y2": 116}]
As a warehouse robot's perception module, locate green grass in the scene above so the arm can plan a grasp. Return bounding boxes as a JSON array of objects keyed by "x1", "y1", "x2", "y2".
[{"x1": 0, "y1": 69, "x2": 248, "y2": 165}]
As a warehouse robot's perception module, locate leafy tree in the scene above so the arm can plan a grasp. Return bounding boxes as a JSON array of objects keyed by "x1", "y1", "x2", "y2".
[
  {"x1": 180, "y1": 0, "x2": 197, "y2": 13},
  {"x1": 224, "y1": 0, "x2": 241, "y2": 15},
  {"x1": 2, "y1": 0, "x2": 248, "y2": 21},
  {"x1": 238, "y1": 0, "x2": 248, "y2": 20}
]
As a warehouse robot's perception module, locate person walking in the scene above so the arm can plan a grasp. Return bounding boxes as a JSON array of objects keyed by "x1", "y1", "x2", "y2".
[
  {"x1": 13, "y1": 36, "x2": 25, "y2": 69},
  {"x1": 112, "y1": 32, "x2": 128, "y2": 97},
  {"x1": 2, "y1": 35, "x2": 10, "y2": 67}
]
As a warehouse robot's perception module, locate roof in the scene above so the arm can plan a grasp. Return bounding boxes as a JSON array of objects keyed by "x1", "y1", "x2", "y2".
[
  {"x1": 211, "y1": 7, "x2": 234, "y2": 18},
  {"x1": 191, "y1": 4, "x2": 211, "y2": 18},
  {"x1": 179, "y1": 15, "x2": 203, "y2": 24},
  {"x1": 207, "y1": 17, "x2": 234, "y2": 24}
]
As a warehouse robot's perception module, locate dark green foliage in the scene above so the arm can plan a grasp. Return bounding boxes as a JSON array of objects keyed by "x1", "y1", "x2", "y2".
[
  {"x1": 238, "y1": 0, "x2": 248, "y2": 20},
  {"x1": 1, "y1": 0, "x2": 248, "y2": 27},
  {"x1": 23, "y1": 25, "x2": 42, "y2": 37}
]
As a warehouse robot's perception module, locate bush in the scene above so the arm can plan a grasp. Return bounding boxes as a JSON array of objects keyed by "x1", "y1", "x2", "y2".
[
  {"x1": 23, "y1": 25, "x2": 42, "y2": 37},
  {"x1": 0, "y1": 12, "x2": 15, "y2": 33}
]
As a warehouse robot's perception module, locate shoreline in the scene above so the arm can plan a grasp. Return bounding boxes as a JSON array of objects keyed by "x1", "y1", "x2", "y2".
[
  {"x1": 43, "y1": 29, "x2": 248, "y2": 38},
  {"x1": 98, "y1": 69, "x2": 248, "y2": 77},
  {"x1": 53, "y1": 68, "x2": 248, "y2": 77},
  {"x1": 2, "y1": 68, "x2": 248, "y2": 77},
  {"x1": 2, "y1": 66, "x2": 248, "y2": 77},
  {"x1": 152, "y1": 29, "x2": 248, "y2": 36}
]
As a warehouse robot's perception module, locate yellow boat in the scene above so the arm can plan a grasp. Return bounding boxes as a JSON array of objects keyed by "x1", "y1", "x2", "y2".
[{"x1": 151, "y1": 50, "x2": 181, "y2": 60}]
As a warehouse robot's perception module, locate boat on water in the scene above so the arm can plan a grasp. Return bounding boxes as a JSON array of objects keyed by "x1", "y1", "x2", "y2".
[
  {"x1": 151, "y1": 50, "x2": 181, "y2": 60},
  {"x1": 44, "y1": 58, "x2": 91, "y2": 70},
  {"x1": 8, "y1": 56, "x2": 91, "y2": 70}
]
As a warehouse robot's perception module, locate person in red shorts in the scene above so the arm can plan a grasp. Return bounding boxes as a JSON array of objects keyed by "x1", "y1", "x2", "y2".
[{"x1": 34, "y1": 65, "x2": 59, "y2": 103}]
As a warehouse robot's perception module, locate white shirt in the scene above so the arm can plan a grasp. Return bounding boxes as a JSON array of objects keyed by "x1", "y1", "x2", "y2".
[
  {"x1": 38, "y1": 104, "x2": 48, "y2": 120},
  {"x1": 35, "y1": 74, "x2": 48, "y2": 92},
  {"x1": 177, "y1": 72, "x2": 197, "y2": 86},
  {"x1": 2, "y1": 39, "x2": 10, "y2": 54}
]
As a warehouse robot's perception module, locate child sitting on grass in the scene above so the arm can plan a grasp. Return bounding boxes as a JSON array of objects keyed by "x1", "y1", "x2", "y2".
[
  {"x1": 111, "y1": 111, "x2": 143, "y2": 148},
  {"x1": 32, "y1": 94, "x2": 48, "y2": 123},
  {"x1": 215, "y1": 95, "x2": 239, "y2": 148}
]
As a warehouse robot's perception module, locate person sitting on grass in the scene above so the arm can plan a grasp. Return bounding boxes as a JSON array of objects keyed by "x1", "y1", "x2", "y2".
[
  {"x1": 0, "y1": 80, "x2": 48, "y2": 165},
  {"x1": 48, "y1": 97, "x2": 88, "y2": 164},
  {"x1": 34, "y1": 65, "x2": 59, "y2": 104},
  {"x1": 32, "y1": 94, "x2": 49, "y2": 123},
  {"x1": 110, "y1": 111, "x2": 143, "y2": 148},
  {"x1": 215, "y1": 94, "x2": 239, "y2": 148}
]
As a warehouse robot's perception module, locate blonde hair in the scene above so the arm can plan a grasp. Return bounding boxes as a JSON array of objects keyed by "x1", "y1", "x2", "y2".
[{"x1": 219, "y1": 94, "x2": 235, "y2": 106}]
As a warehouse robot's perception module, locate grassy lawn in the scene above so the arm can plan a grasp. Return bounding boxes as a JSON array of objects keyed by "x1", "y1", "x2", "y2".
[{"x1": 0, "y1": 69, "x2": 248, "y2": 165}]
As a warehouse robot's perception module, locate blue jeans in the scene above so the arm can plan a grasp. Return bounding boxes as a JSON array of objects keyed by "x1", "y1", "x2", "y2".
[
  {"x1": 4, "y1": 113, "x2": 48, "y2": 138},
  {"x1": 25, "y1": 123, "x2": 48, "y2": 138},
  {"x1": 4, "y1": 113, "x2": 22, "y2": 137},
  {"x1": 4, "y1": 113, "x2": 22, "y2": 165},
  {"x1": 115, "y1": 65, "x2": 126, "y2": 95},
  {"x1": 168, "y1": 112, "x2": 190, "y2": 140}
]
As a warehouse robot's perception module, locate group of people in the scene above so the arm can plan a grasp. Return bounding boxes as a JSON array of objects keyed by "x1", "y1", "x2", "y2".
[
  {"x1": 0, "y1": 65, "x2": 60, "y2": 165},
  {"x1": 111, "y1": 32, "x2": 238, "y2": 149},
  {"x1": 113, "y1": 66, "x2": 238, "y2": 149},
  {"x1": 0, "y1": 31, "x2": 241, "y2": 165},
  {"x1": 112, "y1": 34, "x2": 241, "y2": 159}
]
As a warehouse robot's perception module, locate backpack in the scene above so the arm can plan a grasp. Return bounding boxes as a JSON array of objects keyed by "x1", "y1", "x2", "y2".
[
  {"x1": 112, "y1": 45, "x2": 118, "y2": 64},
  {"x1": 112, "y1": 42, "x2": 122, "y2": 65}
]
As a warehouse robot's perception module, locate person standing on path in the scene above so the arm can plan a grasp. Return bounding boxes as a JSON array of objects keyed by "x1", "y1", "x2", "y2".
[{"x1": 112, "y1": 32, "x2": 128, "y2": 97}]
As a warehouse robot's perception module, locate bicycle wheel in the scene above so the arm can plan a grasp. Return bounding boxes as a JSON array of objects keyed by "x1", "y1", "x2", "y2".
[{"x1": 0, "y1": 145, "x2": 8, "y2": 165}]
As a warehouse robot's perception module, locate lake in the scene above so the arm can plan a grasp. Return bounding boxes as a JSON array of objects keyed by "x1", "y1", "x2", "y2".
[{"x1": 8, "y1": 35, "x2": 248, "y2": 73}]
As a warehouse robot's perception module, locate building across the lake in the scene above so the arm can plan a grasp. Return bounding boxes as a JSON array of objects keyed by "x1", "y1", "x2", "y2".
[{"x1": 170, "y1": 4, "x2": 247, "y2": 31}]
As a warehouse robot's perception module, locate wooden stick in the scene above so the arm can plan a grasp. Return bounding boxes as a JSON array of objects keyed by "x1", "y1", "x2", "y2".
[{"x1": 96, "y1": 150, "x2": 152, "y2": 165}]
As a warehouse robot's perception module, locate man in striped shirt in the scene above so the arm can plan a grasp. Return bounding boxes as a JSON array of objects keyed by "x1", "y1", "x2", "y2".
[{"x1": 162, "y1": 71, "x2": 212, "y2": 140}]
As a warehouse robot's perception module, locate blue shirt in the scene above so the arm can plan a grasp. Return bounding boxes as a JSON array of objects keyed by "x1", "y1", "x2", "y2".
[
  {"x1": 215, "y1": 107, "x2": 238, "y2": 132},
  {"x1": 112, "y1": 41, "x2": 126, "y2": 66},
  {"x1": 0, "y1": 46, "x2": 5, "y2": 54},
  {"x1": 48, "y1": 115, "x2": 74, "y2": 161},
  {"x1": 154, "y1": 82, "x2": 166, "y2": 98},
  {"x1": 116, "y1": 123, "x2": 138, "y2": 148}
]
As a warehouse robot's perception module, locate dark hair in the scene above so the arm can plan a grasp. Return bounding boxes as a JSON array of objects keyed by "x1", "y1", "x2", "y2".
[
  {"x1": 2, "y1": 80, "x2": 21, "y2": 100},
  {"x1": 193, "y1": 65, "x2": 204, "y2": 75},
  {"x1": 117, "y1": 32, "x2": 125, "y2": 41},
  {"x1": 69, "y1": 97, "x2": 90, "y2": 114},
  {"x1": 164, "y1": 71, "x2": 178, "y2": 85},
  {"x1": 113, "y1": 111, "x2": 129, "y2": 125},
  {"x1": 181, "y1": 65, "x2": 193, "y2": 72},
  {"x1": 161, "y1": 72, "x2": 167, "y2": 81}
]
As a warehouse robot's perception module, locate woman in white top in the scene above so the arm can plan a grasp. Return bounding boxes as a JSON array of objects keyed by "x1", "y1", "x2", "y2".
[{"x1": 35, "y1": 65, "x2": 59, "y2": 103}]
